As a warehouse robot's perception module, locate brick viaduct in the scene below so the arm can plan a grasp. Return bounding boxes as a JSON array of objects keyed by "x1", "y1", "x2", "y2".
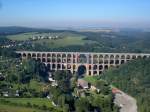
[{"x1": 16, "y1": 51, "x2": 150, "y2": 76}]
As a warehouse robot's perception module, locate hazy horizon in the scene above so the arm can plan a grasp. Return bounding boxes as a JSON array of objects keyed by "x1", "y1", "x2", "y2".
[{"x1": 0, "y1": 0, "x2": 150, "y2": 29}]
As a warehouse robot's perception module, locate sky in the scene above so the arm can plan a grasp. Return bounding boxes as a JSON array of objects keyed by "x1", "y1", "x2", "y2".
[{"x1": 0, "y1": 0, "x2": 150, "y2": 28}]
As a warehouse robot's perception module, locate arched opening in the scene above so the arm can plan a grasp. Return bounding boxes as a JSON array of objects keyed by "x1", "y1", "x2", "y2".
[
  {"x1": 23, "y1": 53, "x2": 26, "y2": 58},
  {"x1": 47, "y1": 53, "x2": 51, "y2": 57},
  {"x1": 47, "y1": 64, "x2": 51, "y2": 71},
  {"x1": 27, "y1": 53, "x2": 31, "y2": 59},
  {"x1": 32, "y1": 53, "x2": 36, "y2": 57},
  {"x1": 77, "y1": 65, "x2": 86, "y2": 77},
  {"x1": 99, "y1": 65, "x2": 103, "y2": 70},
  {"x1": 57, "y1": 64, "x2": 61, "y2": 70},
  {"x1": 37, "y1": 53, "x2": 41, "y2": 57},
  {"x1": 93, "y1": 65, "x2": 97, "y2": 70},
  {"x1": 42, "y1": 53, "x2": 46, "y2": 57}
]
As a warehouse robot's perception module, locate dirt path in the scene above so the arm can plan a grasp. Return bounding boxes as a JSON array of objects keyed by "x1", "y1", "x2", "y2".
[{"x1": 114, "y1": 90, "x2": 137, "y2": 112}]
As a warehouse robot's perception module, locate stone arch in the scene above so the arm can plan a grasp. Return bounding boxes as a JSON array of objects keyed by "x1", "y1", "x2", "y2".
[
  {"x1": 99, "y1": 55, "x2": 103, "y2": 59},
  {"x1": 93, "y1": 65, "x2": 98, "y2": 70},
  {"x1": 47, "y1": 53, "x2": 51, "y2": 57},
  {"x1": 104, "y1": 65, "x2": 108, "y2": 69},
  {"x1": 23, "y1": 53, "x2": 26, "y2": 57},
  {"x1": 132, "y1": 55, "x2": 136, "y2": 59},
  {"x1": 93, "y1": 71, "x2": 97, "y2": 75},
  {"x1": 99, "y1": 65, "x2": 103, "y2": 70},
  {"x1": 32, "y1": 53, "x2": 36, "y2": 57},
  {"x1": 121, "y1": 55, "x2": 125, "y2": 59},
  {"x1": 115, "y1": 55, "x2": 120, "y2": 59},
  {"x1": 47, "y1": 64, "x2": 51, "y2": 71},
  {"x1": 37, "y1": 53, "x2": 41, "y2": 57},
  {"x1": 52, "y1": 58, "x2": 56, "y2": 63},
  {"x1": 57, "y1": 64, "x2": 61, "y2": 69},
  {"x1": 42, "y1": 53, "x2": 46, "y2": 57},
  {"x1": 126, "y1": 55, "x2": 131, "y2": 59},
  {"x1": 52, "y1": 64, "x2": 56, "y2": 69},
  {"x1": 52, "y1": 54, "x2": 56, "y2": 58},
  {"x1": 93, "y1": 55, "x2": 98, "y2": 64},
  {"x1": 110, "y1": 55, "x2": 114, "y2": 59},
  {"x1": 47, "y1": 58, "x2": 51, "y2": 63},
  {"x1": 42, "y1": 58, "x2": 46, "y2": 62},
  {"x1": 104, "y1": 55, "x2": 109, "y2": 59},
  {"x1": 27, "y1": 53, "x2": 31, "y2": 59}
]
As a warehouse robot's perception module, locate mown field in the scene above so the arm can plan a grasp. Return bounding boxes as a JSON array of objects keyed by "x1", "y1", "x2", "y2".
[{"x1": 0, "y1": 98, "x2": 61, "y2": 112}]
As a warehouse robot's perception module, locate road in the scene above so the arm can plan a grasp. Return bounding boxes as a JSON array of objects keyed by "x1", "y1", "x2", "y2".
[{"x1": 114, "y1": 90, "x2": 137, "y2": 112}]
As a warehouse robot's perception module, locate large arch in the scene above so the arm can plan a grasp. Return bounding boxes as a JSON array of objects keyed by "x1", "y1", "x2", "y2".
[{"x1": 77, "y1": 65, "x2": 87, "y2": 77}]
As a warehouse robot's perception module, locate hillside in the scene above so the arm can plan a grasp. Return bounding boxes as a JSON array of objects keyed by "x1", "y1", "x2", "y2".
[{"x1": 102, "y1": 58, "x2": 150, "y2": 112}]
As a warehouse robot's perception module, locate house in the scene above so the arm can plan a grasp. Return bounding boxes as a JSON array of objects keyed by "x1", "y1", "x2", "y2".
[
  {"x1": 2, "y1": 91, "x2": 9, "y2": 97},
  {"x1": 77, "y1": 79, "x2": 89, "y2": 89}
]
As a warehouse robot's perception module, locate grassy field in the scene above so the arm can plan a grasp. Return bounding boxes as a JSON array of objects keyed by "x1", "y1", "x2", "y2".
[
  {"x1": 0, "y1": 98, "x2": 60, "y2": 112},
  {"x1": 34, "y1": 36, "x2": 95, "y2": 48},
  {"x1": 7, "y1": 32, "x2": 38, "y2": 41},
  {"x1": 7, "y1": 32, "x2": 96, "y2": 48}
]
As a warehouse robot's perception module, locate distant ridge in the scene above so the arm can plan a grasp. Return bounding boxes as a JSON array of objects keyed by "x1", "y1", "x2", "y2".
[{"x1": 0, "y1": 26, "x2": 77, "y2": 35}]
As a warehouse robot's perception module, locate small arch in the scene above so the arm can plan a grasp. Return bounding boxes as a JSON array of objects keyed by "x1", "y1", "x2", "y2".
[
  {"x1": 57, "y1": 54, "x2": 61, "y2": 57},
  {"x1": 132, "y1": 55, "x2": 136, "y2": 59},
  {"x1": 23, "y1": 53, "x2": 26, "y2": 57},
  {"x1": 104, "y1": 55, "x2": 109, "y2": 59},
  {"x1": 52, "y1": 58, "x2": 56, "y2": 63},
  {"x1": 27, "y1": 53, "x2": 31, "y2": 59},
  {"x1": 104, "y1": 65, "x2": 108, "y2": 69},
  {"x1": 93, "y1": 71, "x2": 97, "y2": 75},
  {"x1": 104, "y1": 60, "x2": 109, "y2": 64},
  {"x1": 115, "y1": 55, "x2": 120, "y2": 59},
  {"x1": 110, "y1": 55, "x2": 114, "y2": 59},
  {"x1": 62, "y1": 54, "x2": 66, "y2": 58},
  {"x1": 57, "y1": 64, "x2": 61, "y2": 69},
  {"x1": 121, "y1": 60, "x2": 125, "y2": 64},
  {"x1": 99, "y1": 65, "x2": 103, "y2": 70},
  {"x1": 115, "y1": 60, "x2": 120, "y2": 64},
  {"x1": 121, "y1": 55, "x2": 125, "y2": 59},
  {"x1": 99, "y1": 60, "x2": 103, "y2": 64},
  {"x1": 93, "y1": 65, "x2": 98, "y2": 70},
  {"x1": 47, "y1": 53, "x2": 51, "y2": 57},
  {"x1": 42, "y1": 58, "x2": 46, "y2": 62},
  {"x1": 110, "y1": 60, "x2": 114, "y2": 64},
  {"x1": 67, "y1": 54, "x2": 72, "y2": 58},
  {"x1": 73, "y1": 65, "x2": 76, "y2": 70},
  {"x1": 57, "y1": 58, "x2": 61, "y2": 63},
  {"x1": 52, "y1": 64, "x2": 56, "y2": 69},
  {"x1": 47, "y1": 64, "x2": 51, "y2": 71},
  {"x1": 42, "y1": 53, "x2": 46, "y2": 57},
  {"x1": 47, "y1": 58, "x2": 51, "y2": 63},
  {"x1": 99, "y1": 55, "x2": 103, "y2": 59},
  {"x1": 32, "y1": 53, "x2": 36, "y2": 57},
  {"x1": 126, "y1": 55, "x2": 130, "y2": 59},
  {"x1": 137, "y1": 55, "x2": 142, "y2": 59},
  {"x1": 52, "y1": 54, "x2": 56, "y2": 58},
  {"x1": 89, "y1": 65, "x2": 92, "y2": 70},
  {"x1": 37, "y1": 53, "x2": 41, "y2": 57},
  {"x1": 37, "y1": 58, "x2": 41, "y2": 62},
  {"x1": 62, "y1": 64, "x2": 66, "y2": 69}
]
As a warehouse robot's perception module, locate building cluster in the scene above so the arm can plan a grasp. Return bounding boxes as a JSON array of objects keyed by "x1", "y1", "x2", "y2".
[{"x1": 31, "y1": 34, "x2": 59, "y2": 41}]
